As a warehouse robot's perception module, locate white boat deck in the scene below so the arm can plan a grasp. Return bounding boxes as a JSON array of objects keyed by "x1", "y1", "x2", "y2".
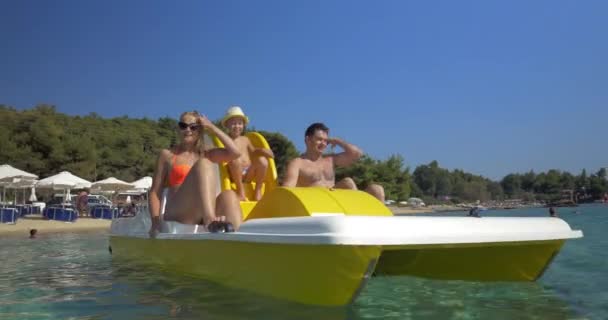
[{"x1": 111, "y1": 212, "x2": 583, "y2": 246}]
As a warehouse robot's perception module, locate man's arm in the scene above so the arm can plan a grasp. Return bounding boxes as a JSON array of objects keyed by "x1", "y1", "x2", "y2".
[
  {"x1": 329, "y1": 137, "x2": 363, "y2": 167},
  {"x1": 282, "y1": 158, "x2": 300, "y2": 187}
]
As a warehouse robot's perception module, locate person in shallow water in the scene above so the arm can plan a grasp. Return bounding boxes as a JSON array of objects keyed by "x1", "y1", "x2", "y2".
[
  {"x1": 148, "y1": 111, "x2": 243, "y2": 237},
  {"x1": 549, "y1": 206, "x2": 557, "y2": 217},
  {"x1": 29, "y1": 229, "x2": 37, "y2": 239},
  {"x1": 468, "y1": 207, "x2": 481, "y2": 217}
]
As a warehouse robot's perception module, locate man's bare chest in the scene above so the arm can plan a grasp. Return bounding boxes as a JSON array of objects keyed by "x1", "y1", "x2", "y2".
[{"x1": 299, "y1": 161, "x2": 334, "y2": 181}]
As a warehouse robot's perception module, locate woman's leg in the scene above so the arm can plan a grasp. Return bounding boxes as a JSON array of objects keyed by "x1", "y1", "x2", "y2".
[{"x1": 215, "y1": 190, "x2": 242, "y2": 229}]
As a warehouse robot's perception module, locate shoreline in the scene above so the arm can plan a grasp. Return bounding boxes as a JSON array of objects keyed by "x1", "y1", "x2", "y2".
[
  {"x1": 389, "y1": 206, "x2": 434, "y2": 215},
  {"x1": 1, "y1": 206, "x2": 464, "y2": 237},
  {"x1": 389, "y1": 205, "x2": 466, "y2": 215},
  {"x1": 0, "y1": 216, "x2": 111, "y2": 237}
]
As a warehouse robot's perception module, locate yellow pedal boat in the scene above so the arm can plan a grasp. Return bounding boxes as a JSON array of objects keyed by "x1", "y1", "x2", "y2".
[{"x1": 109, "y1": 132, "x2": 583, "y2": 306}]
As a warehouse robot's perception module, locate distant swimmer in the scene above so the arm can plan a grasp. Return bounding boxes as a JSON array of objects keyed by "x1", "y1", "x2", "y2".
[
  {"x1": 468, "y1": 207, "x2": 481, "y2": 218},
  {"x1": 549, "y1": 206, "x2": 557, "y2": 217}
]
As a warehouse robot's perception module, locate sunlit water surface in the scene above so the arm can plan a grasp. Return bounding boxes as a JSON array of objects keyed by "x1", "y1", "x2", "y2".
[{"x1": 1, "y1": 204, "x2": 606, "y2": 319}]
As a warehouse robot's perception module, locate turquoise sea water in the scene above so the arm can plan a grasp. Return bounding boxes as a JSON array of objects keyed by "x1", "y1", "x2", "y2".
[{"x1": 0, "y1": 204, "x2": 606, "y2": 319}]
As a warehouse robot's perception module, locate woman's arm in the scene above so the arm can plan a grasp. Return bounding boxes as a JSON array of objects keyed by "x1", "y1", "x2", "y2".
[
  {"x1": 251, "y1": 147, "x2": 274, "y2": 159},
  {"x1": 148, "y1": 149, "x2": 169, "y2": 237},
  {"x1": 198, "y1": 115, "x2": 241, "y2": 163}
]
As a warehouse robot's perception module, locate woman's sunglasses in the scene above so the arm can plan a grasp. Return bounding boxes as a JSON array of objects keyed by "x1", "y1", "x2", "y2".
[{"x1": 178, "y1": 122, "x2": 201, "y2": 131}]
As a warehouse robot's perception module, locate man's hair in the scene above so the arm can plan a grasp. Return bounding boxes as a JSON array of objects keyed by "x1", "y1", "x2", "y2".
[{"x1": 305, "y1": 122, "x2": 329, "y2": 137}]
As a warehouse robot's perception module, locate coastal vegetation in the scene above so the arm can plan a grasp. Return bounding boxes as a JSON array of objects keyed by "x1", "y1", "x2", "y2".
[{"x1": 2, "y1": 105, "x2": 607, "y2": 203}]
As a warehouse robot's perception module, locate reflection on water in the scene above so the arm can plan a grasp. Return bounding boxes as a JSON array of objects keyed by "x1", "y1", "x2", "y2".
[
  {"x1": 0, "y1": 204, "x2": 606, "y2": 319},
  {"x1": 358, "y1": 277, "x2": 576, "y2": 320},
  {"x1": 107, "y1": 263, "x2": 353, "y2": 320}
]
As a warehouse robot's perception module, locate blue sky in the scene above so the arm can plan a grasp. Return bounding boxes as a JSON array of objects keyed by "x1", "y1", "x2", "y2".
[{"x1": 2, "y1": 0, "x2": 607, "y2": 180}]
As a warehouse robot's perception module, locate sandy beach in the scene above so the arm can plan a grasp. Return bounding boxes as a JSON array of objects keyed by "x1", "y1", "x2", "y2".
[{"x1": 0, "y1": 216, "x2": 111, "y2": 236}]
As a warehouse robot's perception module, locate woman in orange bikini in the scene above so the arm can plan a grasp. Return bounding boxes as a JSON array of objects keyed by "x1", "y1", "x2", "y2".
[{"x1": 148, "y1": 111, "x2": 242, "y2": 237}]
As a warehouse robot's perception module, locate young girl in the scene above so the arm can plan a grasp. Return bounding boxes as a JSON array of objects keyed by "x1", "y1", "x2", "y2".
[{"x1": 221, "y1": 106, "x2": 274, "y2": 201}]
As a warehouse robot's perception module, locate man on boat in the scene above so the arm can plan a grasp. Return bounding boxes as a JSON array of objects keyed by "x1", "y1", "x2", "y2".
[{"x1": 282, "y1": 122, "x2": 385, "y2": 202}]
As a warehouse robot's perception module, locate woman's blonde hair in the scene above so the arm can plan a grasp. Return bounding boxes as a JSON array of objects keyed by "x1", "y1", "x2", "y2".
[{"x1": 179, "y1": 110, "x2": 211, "y2": 155}]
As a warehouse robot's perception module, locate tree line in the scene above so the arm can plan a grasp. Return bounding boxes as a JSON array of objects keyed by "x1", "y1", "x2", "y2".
[{"x1": 1, "y1": 105, "x2": 606, "y2": 203}]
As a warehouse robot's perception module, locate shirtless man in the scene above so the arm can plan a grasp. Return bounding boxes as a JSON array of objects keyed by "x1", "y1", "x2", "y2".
[{"x1": 282, "y1": 122, "x2": 385, "y2": 202}]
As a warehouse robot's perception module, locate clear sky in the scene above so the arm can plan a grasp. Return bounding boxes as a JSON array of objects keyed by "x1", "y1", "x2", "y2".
[{"x1": 2, "y1": 0, "x2": 607, "y2": 180}]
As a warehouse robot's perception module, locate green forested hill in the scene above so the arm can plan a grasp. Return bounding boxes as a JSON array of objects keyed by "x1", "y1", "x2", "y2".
[
  {"x1": 1, "y1": 105, "x2": 606, "y2": 202},
  {"x1": 1, "y1": 105, "x2": 175, "y2": 181}
]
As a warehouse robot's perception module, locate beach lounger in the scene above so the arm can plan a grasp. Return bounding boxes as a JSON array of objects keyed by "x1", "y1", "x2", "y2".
[
  {"x1": 91, "y1": 206, "x2": 102, "y2": 219},
  {"x1": 1, "y1": 208, "x2": 18, "y2": 224},
  {"x1": 91, "y1": 206, "x2": 119, "y2": 220},
  {"x1": 46, "y1": 207, "x2": 77, "y2": 222}
]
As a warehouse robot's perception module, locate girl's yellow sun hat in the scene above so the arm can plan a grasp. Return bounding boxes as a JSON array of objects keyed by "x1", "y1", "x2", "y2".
[{"x1": 221, "y1": 106, "x2": 249, "y2": 127}]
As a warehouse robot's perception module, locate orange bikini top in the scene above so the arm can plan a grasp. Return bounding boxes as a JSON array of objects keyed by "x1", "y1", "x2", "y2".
[{"x1": 168, "y1": 154, "x2": 192, "y2": 187}]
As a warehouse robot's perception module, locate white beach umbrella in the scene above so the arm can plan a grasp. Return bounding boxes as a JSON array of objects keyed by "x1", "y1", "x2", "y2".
[
  {"x1": 0, "y1": 164, "x2": 38, "y2": 203},
  {"x1": 5, "y1": 177, "x2": 38, "y2": 188},
  {"x1": 130, "y1": 176, "x2": 152, "y2": 191},
  {"x1": 0, "y1": 164, "x2": 38, "y2": 181},
  {"x1": 37, "y1": 171, "x2": 91, "y2": 204},
  {"x1": 91, "y1": 177, "x2": 134, "y2": 192},
  {"x1": 36, "y1": 171, "x2": 92, "y2": 190}
]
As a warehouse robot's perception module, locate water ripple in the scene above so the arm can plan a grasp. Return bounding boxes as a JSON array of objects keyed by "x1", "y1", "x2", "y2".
[{"x1": 0, "y1": 204, "x2": 606, "y2": 319}]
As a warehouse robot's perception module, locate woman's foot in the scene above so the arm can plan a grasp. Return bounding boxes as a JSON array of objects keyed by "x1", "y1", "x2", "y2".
[{"x1": 207, "y1": 221, "x2": 235, "y2": 233}]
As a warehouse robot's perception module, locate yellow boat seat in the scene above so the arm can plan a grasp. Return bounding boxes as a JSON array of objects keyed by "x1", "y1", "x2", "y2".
[
  {"x1": 212, "y1": 132, "x2": 278, "y2": 219},
  {"x1": 247, "y1": 187, "x2": 392, "y2": 220}
]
